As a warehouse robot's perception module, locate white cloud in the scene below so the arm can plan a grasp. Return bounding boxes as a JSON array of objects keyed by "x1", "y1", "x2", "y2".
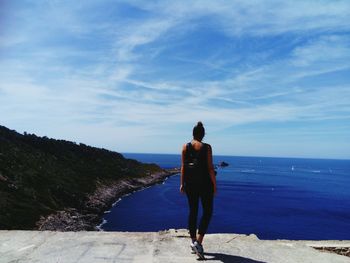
[
  {"x1": 125, "y1": 0, "x2": 350, "y2": 36},
  {"x1": 1, "y1": 0, "x2": 349, "y2": 156},
  {"x1": 291, "y1": 35, "x2": 350, "y2": 67},
  {"x1": 113, "y1": 18, "x2": 178, "y2": 61}
]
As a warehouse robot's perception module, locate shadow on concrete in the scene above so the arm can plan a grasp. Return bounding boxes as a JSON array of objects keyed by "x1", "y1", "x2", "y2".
[{"x1": 203, "y1": 252, "x2": 267, "y2": 263}]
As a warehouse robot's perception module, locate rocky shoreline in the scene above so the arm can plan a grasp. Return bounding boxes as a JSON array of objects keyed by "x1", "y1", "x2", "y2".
[{"x1": 36, "y1": 168, "x2": 180, "y2": 231}]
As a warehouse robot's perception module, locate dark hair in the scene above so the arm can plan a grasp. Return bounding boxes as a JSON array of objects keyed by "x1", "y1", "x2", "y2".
[{"x1": 193, "y1": 121, "x2": 205, "y2": 141}]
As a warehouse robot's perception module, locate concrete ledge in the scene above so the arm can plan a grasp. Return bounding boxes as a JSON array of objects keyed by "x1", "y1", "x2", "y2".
[{"x1": 1, "y1": 229, "x2": 349, "y2": 263}]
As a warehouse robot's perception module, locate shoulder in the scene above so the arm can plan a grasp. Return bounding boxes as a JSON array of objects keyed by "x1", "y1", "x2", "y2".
[
  {"x1": 182, "y1": 142, "x2": 190, "y2": 153},
  {"x1": 203, "y1": 143, "x2": 212, "y2": 151}
]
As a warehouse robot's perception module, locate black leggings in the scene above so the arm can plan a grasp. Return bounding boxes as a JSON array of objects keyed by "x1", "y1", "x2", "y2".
[{"x1": 185, "y1": 183, "x2": 214, "y2": 239}]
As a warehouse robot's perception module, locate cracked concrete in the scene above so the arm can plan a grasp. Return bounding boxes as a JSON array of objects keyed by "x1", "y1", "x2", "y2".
[{"x1": 0, "y1": 229, "x2": 349, "y2": 263}]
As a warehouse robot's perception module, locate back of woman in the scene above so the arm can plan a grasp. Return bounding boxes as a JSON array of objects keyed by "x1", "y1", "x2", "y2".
[
  {"x1": 183, "y1": 141, "x2": 211, "y2": 186},
  {"x1": 180, "y1": 121, "x2": 217, "y2": 260}
]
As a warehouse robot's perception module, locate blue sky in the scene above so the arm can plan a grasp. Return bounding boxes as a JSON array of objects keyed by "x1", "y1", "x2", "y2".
[{"x1": 1, "y1": 1, "x2": 350, "y2": 159}]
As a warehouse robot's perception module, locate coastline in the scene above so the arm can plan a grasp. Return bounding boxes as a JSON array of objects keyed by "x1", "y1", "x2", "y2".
[{"x1": 36, "y1": 168, "x2": 180, "y2": 231}]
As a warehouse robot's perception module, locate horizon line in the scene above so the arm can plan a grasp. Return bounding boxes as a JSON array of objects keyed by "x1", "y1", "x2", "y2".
[{"x1": 122, "y1": 152, "x2": 350, "y2": 162}]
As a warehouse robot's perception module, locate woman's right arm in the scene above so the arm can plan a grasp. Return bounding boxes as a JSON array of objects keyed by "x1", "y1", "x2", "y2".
[{"x1": 180, "y1": 144, "x2": 186, "y2": 194}]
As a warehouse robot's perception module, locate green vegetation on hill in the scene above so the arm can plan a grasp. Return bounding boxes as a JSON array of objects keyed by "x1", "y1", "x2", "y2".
[{"x1": 0, "y1": 125, "x2": 162, "y2": 229}]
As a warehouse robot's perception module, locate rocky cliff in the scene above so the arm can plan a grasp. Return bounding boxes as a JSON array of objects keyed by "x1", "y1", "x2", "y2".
[{"x1": 0, "y1": 125, "x2": 173, "y2": 230}]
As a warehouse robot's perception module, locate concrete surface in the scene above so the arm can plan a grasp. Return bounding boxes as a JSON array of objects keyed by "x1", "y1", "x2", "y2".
[{"x1": 1, "y1": 229, "x2": 349, "y2": 263}]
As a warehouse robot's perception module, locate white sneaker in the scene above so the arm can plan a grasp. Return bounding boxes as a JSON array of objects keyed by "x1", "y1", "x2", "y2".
[
  {"x1": 190, "y1": 241, "x2": 196, "y2": 254},
  {"x1": 191, "y1": 241, "x2": 205, "y2": 259}
]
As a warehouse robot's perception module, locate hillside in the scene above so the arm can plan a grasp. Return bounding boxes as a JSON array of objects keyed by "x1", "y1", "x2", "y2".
[{"x1": 0, "y1": 125, "x2": 163, "y2": 230}]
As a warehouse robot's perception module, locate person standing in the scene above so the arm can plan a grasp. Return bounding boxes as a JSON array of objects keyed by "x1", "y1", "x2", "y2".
[{"x1": 180, "y1": 121, "x2": 217, "y2": 259}]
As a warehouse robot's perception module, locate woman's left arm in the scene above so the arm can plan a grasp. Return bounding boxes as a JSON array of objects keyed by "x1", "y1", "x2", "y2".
[{"x1": 207, "y1": 144, "x2": 217, "y2": 195}]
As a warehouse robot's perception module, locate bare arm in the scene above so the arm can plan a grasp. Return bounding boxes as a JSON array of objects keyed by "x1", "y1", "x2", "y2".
[
  {"x1": 207, "y1": 144, "x2": 217, "y2": 194},
  {"x1": 180, "y1": 144, "x2": 186, "y2": 194}
]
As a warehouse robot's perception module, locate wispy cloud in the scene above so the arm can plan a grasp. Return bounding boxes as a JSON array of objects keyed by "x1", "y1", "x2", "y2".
[{"x1": 0, "y1": 0, "x2": 349, "y2": 157}]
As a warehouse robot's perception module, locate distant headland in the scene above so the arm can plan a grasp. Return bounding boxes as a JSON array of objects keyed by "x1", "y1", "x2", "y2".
[{"x1": 0, "y1": 125, "x2": 178, "y2": 231}]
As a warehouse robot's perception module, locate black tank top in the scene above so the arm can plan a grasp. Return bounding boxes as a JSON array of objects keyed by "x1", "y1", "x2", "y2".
[{"x1": 184, "y1": 142, "x2": 211, "y2": 186}]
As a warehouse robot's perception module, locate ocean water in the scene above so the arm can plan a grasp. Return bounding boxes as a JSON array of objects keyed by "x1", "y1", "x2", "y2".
[{"x1": 101, "y1": 154, "x2": 350, "y2": 240}]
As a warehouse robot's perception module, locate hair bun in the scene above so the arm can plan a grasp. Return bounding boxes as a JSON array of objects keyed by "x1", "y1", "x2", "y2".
[{"x1": 193, "y1": 121, "x2": 205, "y2": 140}]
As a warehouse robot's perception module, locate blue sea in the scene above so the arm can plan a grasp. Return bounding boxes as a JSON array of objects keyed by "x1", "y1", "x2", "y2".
[{"x1": 101, "y1": 154, "x2": 350, "y2": 240}]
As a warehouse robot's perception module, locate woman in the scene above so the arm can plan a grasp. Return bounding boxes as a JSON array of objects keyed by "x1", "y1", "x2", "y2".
[{"x1": 180, "y1": 121, "x2": 217, "y2": 259}]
